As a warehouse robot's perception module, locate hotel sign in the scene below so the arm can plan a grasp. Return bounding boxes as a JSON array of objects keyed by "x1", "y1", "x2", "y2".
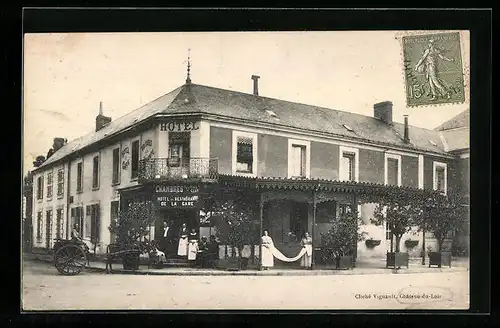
[
  {"x1": 159, "y1": 121, "x2": 199, "y2": 132},
  {"x1": 154, "y1": 185, "x2": 200, "y2": 208}
]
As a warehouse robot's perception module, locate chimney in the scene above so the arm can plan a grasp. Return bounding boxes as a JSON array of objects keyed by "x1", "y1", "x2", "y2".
[
  {"x1": 403, "y1": 115, "x2": 410, "y2": 143},
  {"x1": 251, "y1": 75, "x2": 260, "y2": 96},
  {"x1": 374, "y1": 101, "x2": 393, "y2": 125},
  {"x1": 95, "y1": 101, "x2": 112, "y2": 132}
]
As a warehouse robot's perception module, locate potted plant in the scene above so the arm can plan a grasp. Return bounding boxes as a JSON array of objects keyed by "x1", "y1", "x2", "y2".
[
  {"x1": 372, "y1": 193, "x2": 423, "y2": 269},
  {"x1": 404, "y1": 239, "x2": 419, "y2": 248},
  {"x1": 365, "y1": 238, "x2": 381, "y2": 249},
  {"x1": 108, "y1": 200, "x2": 157, "y2": 270},
  {"x1": 320, "y1": 208, "x2": 366, "y2": 270},
  {"x1": 205, "y1": 189, "x2": 259, "y2": 271},
  {"x1": 419, "y1": 192, "x2": 467, "y2": 268}
]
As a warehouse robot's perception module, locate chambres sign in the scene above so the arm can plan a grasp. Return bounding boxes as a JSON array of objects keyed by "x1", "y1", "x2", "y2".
[
  {"x1": 154, "y1": 184, "x2": 200, "y2": 208},
  {"x1": 159, "y1": 121, "x2": 199, "y2": 132}
]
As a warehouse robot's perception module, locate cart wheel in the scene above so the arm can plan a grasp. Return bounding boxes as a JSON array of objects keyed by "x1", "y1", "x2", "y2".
[{"x1": 54, "y1": 244, "x2": 87, "y2": 276}]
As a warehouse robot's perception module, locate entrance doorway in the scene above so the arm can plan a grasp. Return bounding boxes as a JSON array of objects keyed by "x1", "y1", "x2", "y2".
[{"x1": 154, "y1": 208, "x2": 199, "y2": 257}]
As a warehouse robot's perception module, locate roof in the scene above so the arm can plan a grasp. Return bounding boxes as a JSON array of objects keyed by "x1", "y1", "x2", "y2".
[
  {"x1": 434, "y1": 109, "x2": 470, "y2": 152},
  {"x1": 37, "y1": 82, "x2": 453, "y2": 170},
  {"x1": 440, "y1": 127, "x2": 469, "y2": 152},
  {"x1": 434, "y1": 109, "x2": 470, "y2": 131},
  {"x1": 38, "y1": 85, "x2": 184, "y2": 169},
  {"x1": 217, "y1": 174, "x2": 436, "y2": 201}
]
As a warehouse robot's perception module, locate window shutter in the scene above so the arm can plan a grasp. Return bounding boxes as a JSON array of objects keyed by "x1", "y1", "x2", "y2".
[{"x1": 96, "y1": 204, "x2": 101, "y2": 242}]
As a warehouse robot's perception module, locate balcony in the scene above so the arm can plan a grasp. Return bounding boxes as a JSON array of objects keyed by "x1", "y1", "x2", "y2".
[{"x1": 138, "y1": 157, "x2": 218, "y2": 182}]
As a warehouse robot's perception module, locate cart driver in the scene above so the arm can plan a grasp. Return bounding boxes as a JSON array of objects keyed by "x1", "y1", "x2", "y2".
[{"x1": 71, "y1": 223, "x2": 82, "y2": 241}]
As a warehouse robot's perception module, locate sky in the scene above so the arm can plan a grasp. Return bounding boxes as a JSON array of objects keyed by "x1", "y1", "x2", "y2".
[{"x1": 23, "y1": 31, "x2": 470, "y2": 175}]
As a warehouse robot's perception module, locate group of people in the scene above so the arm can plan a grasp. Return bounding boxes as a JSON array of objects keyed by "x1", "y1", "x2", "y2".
[
  {"x1": 160, "y1": 221, "x2": 219, "y2": 268},
  {"x1": 261, "y1": 230, "x2": 313, "y2": 270}
]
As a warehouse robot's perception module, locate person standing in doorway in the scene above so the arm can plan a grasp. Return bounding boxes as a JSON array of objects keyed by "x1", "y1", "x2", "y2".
[
  {"x1": 177, "y1": 222, "x2": 189, "y2": 258},
  {"x1": 300, "y1": 232, "x2": 313, "y2": 269},
  {"x1": 161, "y1": 221, "x2": 172, "y2": 256},
  {"x1": 261, "y1": 230, "x2": 274, "y2": 270},
  {"x1": 187, "y1": 228, "x2": 199, "y2": 262}
]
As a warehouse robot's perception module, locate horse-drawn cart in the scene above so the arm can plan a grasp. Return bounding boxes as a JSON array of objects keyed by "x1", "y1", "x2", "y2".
[
  {"x1": 53, "y1": 237, "x2": 164, "y2": 275},
  {"x1": 53, "y1": 238, "x2": 91, "y2": 276}
]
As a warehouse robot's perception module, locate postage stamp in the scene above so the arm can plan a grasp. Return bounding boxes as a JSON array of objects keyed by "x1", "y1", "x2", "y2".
[{"x1": 402, "y1": 32, "x2": 465, "y2": 107}]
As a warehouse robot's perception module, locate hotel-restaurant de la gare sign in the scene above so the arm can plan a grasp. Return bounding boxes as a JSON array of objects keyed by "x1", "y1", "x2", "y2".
[{"x1": 154, "y1": 185, "x2": 200, "y2": 208}]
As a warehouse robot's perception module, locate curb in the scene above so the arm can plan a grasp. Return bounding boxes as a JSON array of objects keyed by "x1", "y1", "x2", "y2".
[
  {"x1": 87, "y1": 266, "x2": 468, "y2": 276},
  {"x1": 24, "y1": 256, "x2": 468, "y2": 277}
]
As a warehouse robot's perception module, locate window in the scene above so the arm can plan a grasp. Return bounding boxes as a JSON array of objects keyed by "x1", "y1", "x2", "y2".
[
  {"x1": 77, "y1": 162, "x2": 83, "y2": 193},
  {"x1": 45, "y1": 209, "x2": 53, "y2": 249},
  {"x1": 385, "y1": 223, "x2": 393, "y2": 240},
  {"x1": 92, "y1": 155, "x2": 100, "y2": 189},
  {"x1": 47, "y1": 172, "x2": 53, "y2": 199},
  {"x1": 287, "y1": 139, "x2": 310, "y2": 178},
  {"x1": 110, "y1": 201, "x2": 119, "y2": 243},
  {"x1": 56, "y1": 208, "x2": 63, "y2": 239},
  {"x1": 341, "y1": 152, "x2": 356, "y2": 181},
  {"x1": 131, "y1": 140, "x2": 140, "y2": 179},
  {"x1": 85, "y1": 204, "x2": 101, "y2": 243},
  {"x1": 168, "y1": 132, "x2": 190, "y2": 167},
  {"x1": 385, "y1": 154, "x2": 401, "y2": 186},
  {"x1": 57, "y1": 169, "x2": 64, "y2": 197},
  {"x1": 232, "y1": 131, "x2": 257, "y2": 176},
  {"x1": 316, "y1": 201, "x2": 337, "y2": 223},
  {"x1": 37, "y1": 176, "x2": 44, "y2": 200},
  {"x1": 236, "y1": 137, "x2": 253, "y2": 173},
  {"x1": 433, "y1": 161, "x2": 447, "y2": 194},
  {"x1": 339, "y1": 146, "x2": 359, "y2": 182},
  {"x1": 36, "y1": 211, "x2": 43, "y2": 242},
  {"x1": 291, "y1": 145, "x2": 306, "y2": 177},
  {"x1": 112, "y1": 148, "x2": 120, "y2": 184}
]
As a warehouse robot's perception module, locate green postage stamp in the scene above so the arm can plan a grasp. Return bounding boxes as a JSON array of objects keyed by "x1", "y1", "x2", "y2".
[{"x1": 403, "y1": 32, "x2": 465, "y2": 107}]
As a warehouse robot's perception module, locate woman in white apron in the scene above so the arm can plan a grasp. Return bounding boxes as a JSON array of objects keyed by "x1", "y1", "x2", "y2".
[
  {"x1": 261, "y1": 230, "x2": 274, "y2": 270},
  {"x1": 300, "y1": 232, "x2": 313, "y2": 269},
  {"x1": 187, "y1": 229, "x2": 199, "y2": 261},
  {"x1": 177, "y1": 223, "x2": 189, "y2": 257}
]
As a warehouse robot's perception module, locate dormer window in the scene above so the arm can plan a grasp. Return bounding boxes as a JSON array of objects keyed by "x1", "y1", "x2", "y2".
[
  {"x1": 343, "y1": 124, "x2": 354, "y2": 132},
  {"x1": 265, "y1": 110, "x2": 278, "y2": 118}
]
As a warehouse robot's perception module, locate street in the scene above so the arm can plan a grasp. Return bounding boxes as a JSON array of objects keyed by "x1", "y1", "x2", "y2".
[{"x1": 22, "y1": 260, "x2": 469, "y2": 310}]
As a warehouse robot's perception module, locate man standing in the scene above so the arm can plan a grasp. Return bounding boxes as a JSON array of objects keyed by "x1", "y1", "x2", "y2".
[{"x1": 161, "y1": 221, "x2": 172, "y2": 256}]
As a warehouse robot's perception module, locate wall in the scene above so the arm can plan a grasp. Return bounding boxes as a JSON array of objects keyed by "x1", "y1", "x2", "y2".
[
  {"x1": 401, "y1": 155, "x2": 419, "y2": 188},
  {"x1": 258, "y1": 134, "x2": 288, "y2": 178},
  {"x1": 310, "y1": 141, "x2": 339, "y2": 180},
  {"x1": 359, "y1": 149, "x2": 384, "y2": 183},
  {"x1": 33, "y1": 126, "x2": 156, "y2": 253},
  {"x1": 32, "y1": 163, "x2": 69, "y2": 249},
  {"x1": 209, "y1": 126, "x2": 232, "y2": 175}
]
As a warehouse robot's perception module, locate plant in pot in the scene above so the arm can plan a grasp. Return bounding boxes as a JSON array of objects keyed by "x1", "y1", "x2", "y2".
[
  {"x1": 418, "y1": 192, "x2": 467, "y2": 268},
  {"x1": 320, "y1": 207, "x2": 366, "y2": 270},
  {"x1": 371, "y1": 193, "x2": 423, "y2": 269},
  {"x1": 108, "y1": 200, "x2": 157, "y2": 270},
  {"x1": 207, "y1": 189, "x2": 259, "y2": 271},
  {"x1": 404, "y1": 239, "x2": 419, "y2": 249},
  {"x1": 365, "y1": 238, "x2": 381, "y2": 249}
]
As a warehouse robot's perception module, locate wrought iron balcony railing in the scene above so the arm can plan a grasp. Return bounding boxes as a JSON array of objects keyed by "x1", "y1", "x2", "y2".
[{"x1": 138, "y1": 157, "x2": 218, "y2": 182}]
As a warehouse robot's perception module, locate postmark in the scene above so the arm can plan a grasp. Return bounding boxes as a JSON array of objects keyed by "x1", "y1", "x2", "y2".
[{"x1": 402, "y1": 32, "x2": 465, "y2": 107}]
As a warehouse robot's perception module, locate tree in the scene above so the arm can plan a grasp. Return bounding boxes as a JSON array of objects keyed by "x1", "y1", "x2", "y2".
[
  {"x1": 321, "y1": 207, "x2": 367, "y2": 261},
  {"x1": 371, "y1": 193, "x2": 424, "y2": 253},
  {"x1": 202, "y1": 188, "x2": 259, "y2": 261},
  {"x1": 108, "y1": 200, "x2": 157, "y2": 247},
  {"x1": 418, "y1": 192, "x2": 468, "y2": 253}
]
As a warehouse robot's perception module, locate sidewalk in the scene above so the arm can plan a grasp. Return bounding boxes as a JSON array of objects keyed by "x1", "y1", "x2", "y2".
[{"x1": 24, "y1": 252, "x2": 469, "y2": 276}]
